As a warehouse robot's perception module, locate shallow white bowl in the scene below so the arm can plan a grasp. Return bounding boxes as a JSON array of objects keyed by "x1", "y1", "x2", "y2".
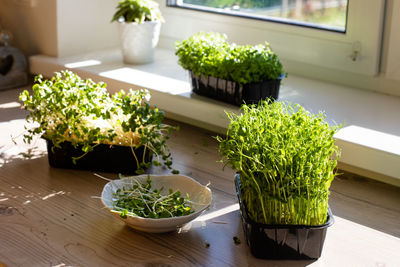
[{"x1": 101, "y1": 174, "x2": 212, "y2": 233}]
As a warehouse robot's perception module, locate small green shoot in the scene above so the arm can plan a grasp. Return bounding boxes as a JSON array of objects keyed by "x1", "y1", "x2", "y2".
[
  {"x1": 202, "y1": 139, "x2": 209, "y2": 147},
  {"x1": 233, "y1": 236, "x2": 241, "y2": 245}
]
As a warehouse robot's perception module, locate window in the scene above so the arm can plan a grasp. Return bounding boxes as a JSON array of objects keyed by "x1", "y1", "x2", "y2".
[
  {"x1": 163, "y1": 0, "x2": 385, "y2": 77},
  {"x1": 168, "y1": 0, "x2": 348, "y2": 33}
]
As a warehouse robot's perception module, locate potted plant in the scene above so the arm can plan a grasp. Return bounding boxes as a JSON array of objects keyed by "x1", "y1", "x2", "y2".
[
  {"x1": 19, "y1": 70, "x2": 178, "y2": 174},
  {"x1": 175, "y1": 32, "x2": 286, "y2": 106},
  {"x1": 217, "y1": 101, "x2": 341, "y2": 259},
  {"x1": 111, "y1": 0, "x2": 164, "y2": 64}
]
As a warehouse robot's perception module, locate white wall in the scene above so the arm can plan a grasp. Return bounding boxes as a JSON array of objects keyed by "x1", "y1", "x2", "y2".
[
  {"x1": 0, "y1": 0, "x2": 120, "y2": 57},
  {"x1": 0, "y1": 0, "x2": 58, "y2": 57},
  {"x1": 382, "y1": 0, "x2": 400, "y2": 81},
  {"x1": 56, "y1": 0, "x2": 120, "y2": 57}
]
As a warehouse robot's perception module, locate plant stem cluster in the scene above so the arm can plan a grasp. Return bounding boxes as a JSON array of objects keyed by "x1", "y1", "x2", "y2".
[{"x1": 217, "y1": 101, "x2": 341, "y2": 225}]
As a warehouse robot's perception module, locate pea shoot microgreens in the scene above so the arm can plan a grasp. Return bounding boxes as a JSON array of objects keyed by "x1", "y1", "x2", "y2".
[
  {"x1": 175, "y1": 32, "x2": 285, "y2": 84},
  {"x1": 113, "y1": 175, "x2": 194, "y2": 219},
  {"x1": 217, "y1": 101, "x2": 341, "y2": 226},
  {"x1": 19, "y1": 70, "x2": 178, "y2": 174}
]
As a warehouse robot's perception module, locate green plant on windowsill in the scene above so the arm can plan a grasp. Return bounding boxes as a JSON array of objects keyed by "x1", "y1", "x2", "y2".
[
  {"x1": 217, "y1": 100, "x2": 341, "y2": 225},
  {"x1": 111, "y1": 0, "x2": 164, "y2": 65},
  {"x1": 175, "y1": 32, "x2": 285, "y2": 85},
  {"x1": 111, "y1": 0, "x2": 164, "y2": 23},
  {"x1": 19, "y1": 70, "x2": 178, "y2": 174}
]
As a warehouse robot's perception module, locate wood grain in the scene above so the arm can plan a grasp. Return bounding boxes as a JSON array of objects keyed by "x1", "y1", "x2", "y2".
[{"x1": 0, "y1": 86, "x2": 399, "y2": 266}]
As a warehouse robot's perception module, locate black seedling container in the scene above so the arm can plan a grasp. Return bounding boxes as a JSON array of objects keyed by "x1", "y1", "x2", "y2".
[
  {"x1": 190, "y1": 71, "x2": 281, "y2": 106},
  {"x1": 235, "y1": 176, "x2": 334, "y2": 260},
  {"x1": 45, "y1": 139, "x2": 152, "y2": 174}
]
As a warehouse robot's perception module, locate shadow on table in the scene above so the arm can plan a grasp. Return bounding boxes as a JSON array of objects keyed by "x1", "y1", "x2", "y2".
[{"x1": 101, "y1": 206, "x2": 316, "y2": 267}]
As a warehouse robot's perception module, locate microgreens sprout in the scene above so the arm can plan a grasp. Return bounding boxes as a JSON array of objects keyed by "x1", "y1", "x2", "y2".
[
  {"x1": 175, "y1": 32, "x2": 285, "y2": 84},
  {"x1": 113, "y1": 176, "x2": 194, "y2": 219},
  {"x1": 19, "y1": 70, "x2": 179, "y2": 174},
  {"x1": 217, "y1": 101, "x2": 341, "y2": 226}
]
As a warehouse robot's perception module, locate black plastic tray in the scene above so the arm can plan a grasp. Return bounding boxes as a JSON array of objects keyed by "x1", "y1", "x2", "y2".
[
  {"x1": 45, "y1": 139, "x2": 152, "y2": 174},
  {"x1": 190, "y1": 71, "x2": 281, "y2": 106},
  {"x1": 235, "y1": 175, "x2": 334, "y2": 259}
]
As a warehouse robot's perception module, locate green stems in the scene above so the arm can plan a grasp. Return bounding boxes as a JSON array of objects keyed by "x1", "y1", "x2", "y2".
[{"x1": 218, "y1": 101, "x2": 341, "y2": 226}]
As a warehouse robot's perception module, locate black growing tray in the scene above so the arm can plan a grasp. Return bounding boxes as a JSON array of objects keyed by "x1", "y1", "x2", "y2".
[
  {"x1": 235, "y1": 175, "x2": 334, "y2": 260},
  {"x1": 45, "y1": 139, "x2": 152, "y2": 174},
  {"x1": 190, "y1": 71, "x2": 281, "y2": 106}
]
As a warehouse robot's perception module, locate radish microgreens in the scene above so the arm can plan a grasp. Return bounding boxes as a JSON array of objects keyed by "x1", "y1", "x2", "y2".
[{"x1": 19, "y1": 70, "x2": 178, "y2": 174}]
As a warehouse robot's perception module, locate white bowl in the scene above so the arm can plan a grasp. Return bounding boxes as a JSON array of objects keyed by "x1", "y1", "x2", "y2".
[{"x1": 101, "y1": 174, "x2": 212, "y2": 233}]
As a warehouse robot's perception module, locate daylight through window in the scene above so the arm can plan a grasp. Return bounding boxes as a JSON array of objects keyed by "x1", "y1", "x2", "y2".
[{"x1": 168, "y1": 0, "x2": 348, "y2": 32}]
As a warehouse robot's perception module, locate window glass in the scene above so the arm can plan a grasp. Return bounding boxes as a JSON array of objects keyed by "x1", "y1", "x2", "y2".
[
  {"x1": 172, "y1": 0, "x2": 348, "y2": 32},
  {"x1": 165, "y1": 0, "x2": 384, "y2": 76}
]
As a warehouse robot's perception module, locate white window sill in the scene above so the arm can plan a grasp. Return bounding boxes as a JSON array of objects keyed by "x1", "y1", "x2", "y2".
[{"x1": 29, "y1": 47, "x2": 400, "y2": 186}]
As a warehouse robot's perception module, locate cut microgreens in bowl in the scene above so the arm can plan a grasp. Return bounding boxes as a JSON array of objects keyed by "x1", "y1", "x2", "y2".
[
  {"x1": 100, "y1": 174, "x2": 212, "y2": 233},
  {"x1": 113, "y1": 175, "x2": 194, "y2": 219}
]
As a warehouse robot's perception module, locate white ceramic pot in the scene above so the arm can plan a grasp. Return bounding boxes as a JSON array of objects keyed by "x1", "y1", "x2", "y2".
[{"x1": 118, "y1": 21, "x2": 161, "y2": 64}]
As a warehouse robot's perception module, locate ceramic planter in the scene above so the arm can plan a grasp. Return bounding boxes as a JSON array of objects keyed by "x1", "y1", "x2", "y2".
[
  {"x1": 118, "y1": 21, "x2": 161, "y2": 64},
  {"x1": 45, "y1": 139, "x2": 152, "y2": 174},
  {"x1": 189, "y1": 71, "x2": 281, "y2": 106},
  {"x1": 235, "y1": 175, "x2": 334, "y2": 259}
]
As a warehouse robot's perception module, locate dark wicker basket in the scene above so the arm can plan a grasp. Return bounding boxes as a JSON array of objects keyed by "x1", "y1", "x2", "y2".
[{"x1": 190, "y1": 71, "x2": 281, "y2": 106}]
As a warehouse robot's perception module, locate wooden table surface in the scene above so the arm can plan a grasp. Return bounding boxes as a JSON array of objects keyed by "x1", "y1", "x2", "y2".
[{"x1": 1, "y1": 86, "x2": 400, "y2": 267}]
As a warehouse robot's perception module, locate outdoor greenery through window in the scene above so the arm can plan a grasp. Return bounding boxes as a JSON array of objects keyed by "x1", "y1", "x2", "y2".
[{"x1": 168, "y1": 0, "x2": 348, "y2": 32}]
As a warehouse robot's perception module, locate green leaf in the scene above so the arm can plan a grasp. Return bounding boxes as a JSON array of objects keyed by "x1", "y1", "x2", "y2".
[{"x1": 111, "y1": 0, "x2": 163, "y2": 23}]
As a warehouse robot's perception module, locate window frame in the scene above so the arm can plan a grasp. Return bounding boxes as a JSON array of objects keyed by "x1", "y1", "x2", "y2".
[
  {"x1": 160, "y1": 0, "x2": 385, "y2": 77},
  {"x1": 166, "y1": 0, "x2": 349, "y2": 33}
]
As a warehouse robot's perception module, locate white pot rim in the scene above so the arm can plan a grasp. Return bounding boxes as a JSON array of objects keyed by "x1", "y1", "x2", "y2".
[{"x1": 117, "y1": 20, "x2": 161, "y2": 26}]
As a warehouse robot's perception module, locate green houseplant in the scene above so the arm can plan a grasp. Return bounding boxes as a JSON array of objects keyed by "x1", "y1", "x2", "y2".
[
  {"x1": 217, "y1": 100, "x2": 341, "y2": 259},
  {"x1": 175, "y1": 32, "x2": 286, "y2": 106},
  {"x1": 19, "y1": 70, "x2": 177, "y2": 174},
  {"x1": 112, "y1": 0, "x2": 164, "y2": 64}
]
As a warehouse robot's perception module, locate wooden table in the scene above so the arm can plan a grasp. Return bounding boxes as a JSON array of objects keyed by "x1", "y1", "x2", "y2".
[{"x1": 1, "y1": 87, "x2": 400, "y2": 266}]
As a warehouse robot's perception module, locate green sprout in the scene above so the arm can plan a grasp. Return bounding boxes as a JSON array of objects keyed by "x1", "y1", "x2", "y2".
[{"x1": 217, "y1": 101, "x2": 341, "y2": 225}]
